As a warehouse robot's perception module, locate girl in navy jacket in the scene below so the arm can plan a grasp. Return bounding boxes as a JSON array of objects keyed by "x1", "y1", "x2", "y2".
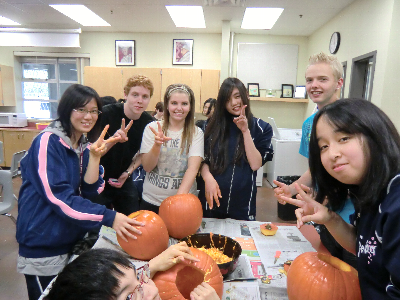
[
  {"x1": 16, "y1": 84, "x2": 143, "y2": 300},
  {"x1": 278, "y1": 99, "x2": 400, "y2": 299},
  {"x1": 199, "y1": 77, "x2": 273, "y2": 221}
]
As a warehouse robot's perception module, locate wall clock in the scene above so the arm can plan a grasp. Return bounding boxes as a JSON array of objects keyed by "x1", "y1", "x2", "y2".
[{"x1": 329, "y1": 32, "x2": 340, "y2": 54}]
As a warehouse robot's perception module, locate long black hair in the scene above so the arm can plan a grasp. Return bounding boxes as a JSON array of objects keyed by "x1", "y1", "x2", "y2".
[
  {"x1": 309, "y1": 98, "x2": 400, "y2": 211},
  {"x1": 203, "y1": 98, "x2": 217, "y2": 117},
  {"x1": 205, "y1": 77, "x2": 253, "y2": 174},
  {"x1": 57, "y1": 84, "x2": 103, "y2": 143},
  {"x1": 45, "y1": 249, "x2": 134, "y2": 300}
]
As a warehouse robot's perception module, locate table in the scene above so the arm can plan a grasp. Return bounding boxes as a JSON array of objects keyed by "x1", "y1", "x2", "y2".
[{"x1": 96, "y1": 218, "x2": 328, "y2": 300}]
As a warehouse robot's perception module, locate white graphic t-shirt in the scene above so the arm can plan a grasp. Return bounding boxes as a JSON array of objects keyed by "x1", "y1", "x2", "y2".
[{"x1": 140, "y1": 121, "x2": 204, "y2": 206}]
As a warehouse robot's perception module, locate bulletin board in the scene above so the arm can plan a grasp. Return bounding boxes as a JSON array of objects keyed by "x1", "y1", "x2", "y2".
[{"x1": 237, "y1": 43, "x2": 299, "y2": 90}]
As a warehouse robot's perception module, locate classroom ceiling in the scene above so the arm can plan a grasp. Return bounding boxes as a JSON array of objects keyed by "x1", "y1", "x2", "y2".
[{"x1": 1, "y1": 0, "x2": 355, "y2": 36}]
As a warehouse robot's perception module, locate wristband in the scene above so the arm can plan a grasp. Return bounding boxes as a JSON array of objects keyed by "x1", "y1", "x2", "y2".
[{"x1": 124, "y1": 170, "x2": 131, "y2": 177}]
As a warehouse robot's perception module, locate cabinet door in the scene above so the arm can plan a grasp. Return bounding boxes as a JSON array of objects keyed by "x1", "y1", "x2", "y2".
[
  {"x1": 2, "y1": 130, "x2": 38, "y2": 167},
  {"x1": 84, "y1": 66, "x2": 124, "y2": 100},
  {"x1": 200, "y1": 70, "x2": 220, "y2": 109}
]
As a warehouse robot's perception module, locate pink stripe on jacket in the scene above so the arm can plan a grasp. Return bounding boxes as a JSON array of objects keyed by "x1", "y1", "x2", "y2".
[{"x1": 38, "y1": 132, "x2": 103, "y2": 222}]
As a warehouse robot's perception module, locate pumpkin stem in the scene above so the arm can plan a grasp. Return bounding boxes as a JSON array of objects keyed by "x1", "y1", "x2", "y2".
[{"x1": 317, "y1": 253, "x2": 352, "y2": 272}]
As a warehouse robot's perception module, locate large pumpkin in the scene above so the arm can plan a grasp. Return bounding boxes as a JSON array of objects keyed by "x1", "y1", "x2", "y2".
[
  {"x1": 159, "y1": 194, "x2": 203, "y2": 239},
  {"x1": 287, "y1": 252, "x2": 361, "y2": 300},
  {"x1": 153, "y1": 247, "x2": 223, "y2": 300},
  {"x1": 117, "y1": 210, "x2": 169, "y2": 261}
]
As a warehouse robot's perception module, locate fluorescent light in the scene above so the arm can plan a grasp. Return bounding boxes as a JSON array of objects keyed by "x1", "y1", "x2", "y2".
[
  {"x1": 0, "y1": 16, "x2": 20, "y2": 26},
  {"x1": 241, "y1": 7, "x2": 283, "y2": 29},
  {"x1": 50, "y1": 5, "x2": 110, "y2": 26},
  {"x1": 166, "y1": 6, "x2": 206, "y2": 28}
]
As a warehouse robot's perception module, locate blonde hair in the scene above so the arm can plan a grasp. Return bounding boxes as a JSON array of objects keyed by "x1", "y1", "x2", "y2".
[
  {"x1": 307, "y1": 52, "x2": 343, "y2": 81},
  {"x1": 163, "y1": 83, "x2": 196, "y2": 154},
  {"x1": 124, "y1": 75, "x2": 154, "y2": 97}
]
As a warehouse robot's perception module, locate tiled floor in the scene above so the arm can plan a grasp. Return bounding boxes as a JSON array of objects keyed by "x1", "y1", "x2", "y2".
[{"x1": 0, "y1": 177, "x2": 293, "y2": 299}]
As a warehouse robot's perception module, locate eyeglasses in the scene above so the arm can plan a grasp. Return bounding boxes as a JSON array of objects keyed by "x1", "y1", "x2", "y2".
[
  {"x1": 126, "y1": 264, "x2": 150, "y2": 300},
  {"x1": 73, "y1": 108, "x2": 102, "y2": 115}
]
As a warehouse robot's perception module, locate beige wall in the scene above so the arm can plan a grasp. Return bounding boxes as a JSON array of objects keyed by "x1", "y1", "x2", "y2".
[
  {"x1": 1, "y1": 0, "x2": 400, "y2": 131},
  {"x1": 305, "y1": 0, "x2": 399, "y2": 128},
  {"x1": 380, "y1": 0, "x2": 400, "y2": 130}
]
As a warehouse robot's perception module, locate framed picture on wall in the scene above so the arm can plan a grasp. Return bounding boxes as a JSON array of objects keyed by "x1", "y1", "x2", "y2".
[
  {"x1": 173, "y1": 39, "x2": 193, "y2": 65},
  {"x1": 115, "y1": 40, "x2": 135, "y2": 66},
  {"x1": 247, "y1": 83, "x2": 260, "y2": 97},
  {"x1": 281, "y1": 84, "x2": 294, "y2": 98}
]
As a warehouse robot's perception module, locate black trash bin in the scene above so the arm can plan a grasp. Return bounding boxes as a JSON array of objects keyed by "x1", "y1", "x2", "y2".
[{"x1": 276, "y1": 175, "x2": 300, "y2": 221}]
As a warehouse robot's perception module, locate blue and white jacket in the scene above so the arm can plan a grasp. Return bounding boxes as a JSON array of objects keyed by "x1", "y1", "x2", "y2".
[{"x1": 16, "y1": 121, "x2": 115, "y2": 259}]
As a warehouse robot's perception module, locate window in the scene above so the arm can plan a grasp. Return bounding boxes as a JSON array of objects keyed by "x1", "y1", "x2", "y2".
[{"x1": 21, "y1": 57, "x2": 79, "y2": 119}]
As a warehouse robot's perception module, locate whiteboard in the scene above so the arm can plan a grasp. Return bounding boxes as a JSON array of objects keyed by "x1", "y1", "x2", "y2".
[{"x1": 237, "y1": 43, "x2": 299, "y2": 90}]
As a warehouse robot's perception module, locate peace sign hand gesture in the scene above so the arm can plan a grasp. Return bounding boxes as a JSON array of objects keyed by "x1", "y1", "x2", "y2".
[
  {"x1": 112, "y1": 118, "x2": 133, "y2": 143},
  {"x1": 278, "y1": 183, "x2": 332, "y2": 228},
  {"x1": 149, "y1": 121, "x2": 172, "y2": 146},
  {"x1": 90, "y1": 125, "x2": 120, "y2": 158},
  {"x1": 233, "y1": 105, "x2": 249, "y2": 133}
]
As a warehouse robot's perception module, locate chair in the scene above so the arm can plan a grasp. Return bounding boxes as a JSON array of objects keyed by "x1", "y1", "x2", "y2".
[
  {"x1": 0, "y1": 169, "x2": 16, "y2": 223},
  {"x1": 10, "y1": 150, "x2": 27, "y2": 178},
  {"x1": 0, "y1": 150, "x2": 27, "y2": 202}
]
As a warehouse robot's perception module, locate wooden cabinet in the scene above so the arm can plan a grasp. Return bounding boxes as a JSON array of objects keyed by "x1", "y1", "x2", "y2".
[
  {"x1": 84, "y1": 67, "x2": 220, "y2": 113},
  {"x1": 0, "y1": 65, "x2": 16, "y2": 106},
  {"x1": 0, "y1": 129, "x2": 39, "y2": 167}
]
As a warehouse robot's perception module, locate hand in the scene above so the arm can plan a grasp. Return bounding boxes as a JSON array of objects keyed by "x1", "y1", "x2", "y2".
[
  {"x1": 107, "y1": 171, "x2": 129, "y2": 188},
  {"x1": 149, "y1": 242, "x2": 200, "y2": 276},
  {"x1": 190, "y1": 283, "x2": 220, "y2": 300},
  {"x1": 90, "y1": 125, "x2": 120, "y2": 158},
  {"x1": 233, "y1": 105, "x2": 249, "y2": 133},
  {"x1": 112, "y1": 212, "x2": 144, "y2": 242},
  {"x1": 149, "y1": 122, "x2": 172, "y2": 146},
  {"x1": 273, "y1": 180, "x2": 293, "y2": 205},
  {"x1": 113, "y1": 119, "x2": 133, "y2": 143},
  {"x1": 204, "y1": 175, "x2": 221, "y2": 209},
  {"x1": 279, "y1": 183, "x2": 332, "y2": 228}
]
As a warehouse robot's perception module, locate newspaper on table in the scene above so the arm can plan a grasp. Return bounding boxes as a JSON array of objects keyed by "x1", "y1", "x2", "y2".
[{"x1": 222, "y1": 281, "x2": 261, "y2": 300}]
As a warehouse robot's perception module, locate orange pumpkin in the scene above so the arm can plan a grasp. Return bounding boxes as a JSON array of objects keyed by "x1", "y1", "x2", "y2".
[
  {"x1": 117, "y1": 210, "x2": 169, "y2": 261},
  {"x1": 287, "y1": 252, "x2": 361, "y2": 300},
  {"x1": 153, "y1": 247, "x2": 223, "y2": 300},
  {"x1": 159, "y1": 194, "x2": 203, "y2": 239}
]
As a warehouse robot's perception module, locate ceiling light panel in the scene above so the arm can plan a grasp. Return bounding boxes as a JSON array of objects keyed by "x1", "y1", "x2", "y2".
[
  {"x1": 49, "y1": 5, "x2": 110, "y2": 26},
  {"x1": 166, "y1": 6, "x2": 206, "y2": 28},
  {"x1": 241, "y1": 7, "x2": 284, "y2": 30},
  {"x1": 0, "y1": 16, "x2": 21, "y2": 25}
]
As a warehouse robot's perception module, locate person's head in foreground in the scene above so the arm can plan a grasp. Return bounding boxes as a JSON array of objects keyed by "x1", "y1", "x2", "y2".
[
  {"x1": 45, "y1": 248, "x2": 159, "y2": 300},
  {"x1": 44, "y1": 246, "x2": 220, "y2": 300},
  {"x1": 309, "y1": 98, "x2": 400, "y2": 210}
]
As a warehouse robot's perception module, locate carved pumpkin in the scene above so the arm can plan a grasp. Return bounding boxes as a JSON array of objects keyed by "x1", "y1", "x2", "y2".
[
  {"x1": 260, "y1": 223, "x2": 278, "y2": 236},
  {"x1": 287, "y1": 252, "x2": 361, "y2": 300},
  {"x1": 117, "y1": 210, "x2": 169, "y2": 261},
  {"x1": 159, "y1": 194, "x2": 203, "y2": 239},
  {"x1": 153, "y1": 247, "x2": 223, "y2": 300}
]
